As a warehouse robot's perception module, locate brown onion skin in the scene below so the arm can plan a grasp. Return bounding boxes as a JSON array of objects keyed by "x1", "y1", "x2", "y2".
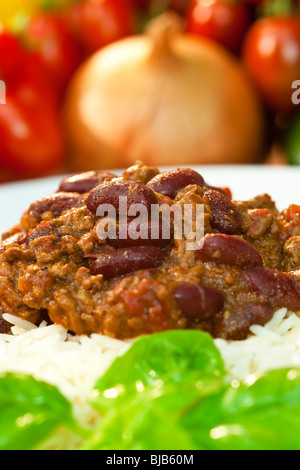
[{"x1": 64, "y1": 15, "x2": 266, "y2": 172}]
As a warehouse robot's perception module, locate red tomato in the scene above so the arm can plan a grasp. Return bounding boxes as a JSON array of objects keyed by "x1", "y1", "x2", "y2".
[
  {"x1": 0, "y1": 28, "x2": 64, "y2": 178},
  {"x1": 287, "y1": 204, "x2": 300, "y2": 224},
  {"x1": 68, "y1": 0, "x2": 135, "y2": 54},
  {"x1": 0, "y1": 29, "x2": 59, "y2": 110},
  {"x1": 22, "y1": 13, "x2": 83, "y2": 96},
  {"x1": 243, "y1": 16, "x2": 300, "y2": 114},
  {"x1": 0, "y1": 94, "x2": 65, "y2": 177},
  {"x1": 0, "y1": 26, "x2": 65, "y2": 179},
  {"x1": 13, "y1": 51, "x2": 60, "y2": 113},
  {"x1": 0, "y1": 31, "x2": 24, "y2": 81},
  {"x1": 0, "y1": 69, "x2": 65, "y2": 178},
  {"x1": 186, "y1": 0, "x2": 252, "y2": 54}
]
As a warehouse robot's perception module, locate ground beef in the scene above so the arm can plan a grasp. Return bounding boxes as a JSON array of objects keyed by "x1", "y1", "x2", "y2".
[{"x1": 0, "y1": 163, "x2": 299, "y2": 340}]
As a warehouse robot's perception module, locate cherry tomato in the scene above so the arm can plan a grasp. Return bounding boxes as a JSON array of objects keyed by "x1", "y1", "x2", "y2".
[
  {"x1": 243, "y1": 16, "x2": 300, "y2": 114},
  {"x1": 186, "y1": 0, "x2": 252, "y2": 54},
  {"x1": 22, "y1": 13, "x2": 83, "y2": 96},
  {"x1": 68, "y1": 0, "x2": 135, "y2": 54}
]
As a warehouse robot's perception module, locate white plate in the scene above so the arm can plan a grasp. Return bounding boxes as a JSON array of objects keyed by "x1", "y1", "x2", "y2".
[{"x1": 1, "y1": 164, "x2": 300, "y2": 234}]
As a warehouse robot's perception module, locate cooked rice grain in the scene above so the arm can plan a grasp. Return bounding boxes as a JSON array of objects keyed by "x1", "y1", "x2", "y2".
[
  {"x1": 215, "y1": 308, "x2": 300, "y2": 378},
  {"x1": 1, "y1": 308, "x2": 300, "y2": 411},
  {"x1": 0, "y1": 313, "x2": 131, "y2": 407}
]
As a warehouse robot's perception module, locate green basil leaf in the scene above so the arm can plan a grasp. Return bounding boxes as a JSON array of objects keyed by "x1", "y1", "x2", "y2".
[
  {"x1": 91, "y1": 330, "x2": 227, "y2": 412},
  {"x1": 84, "y1": 387, "x2": 203, "y2": 450},
  {"x1": 0, "y1": 372, "x2": 86, "y2": 450},
  {"x1": 183, "y1": 368, "x2": 300, "y2": 450}
]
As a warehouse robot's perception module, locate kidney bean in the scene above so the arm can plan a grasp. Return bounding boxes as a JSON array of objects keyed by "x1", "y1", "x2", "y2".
[
  {"x1": 204, "y1": 189, "x2": 243, "y2": 235},
  {"x1": 0, "y1": 232, "x2": 28, "y2": 253},
  {"x1": 1, "y1": 232, "x2": 28, "y2": 247},
  {"x1": 244, "y1": 267, "x2": 300, "y2": 310},
  {"x1": 99, "y1": 217, "x2": 172, "y2": 249},
  {"x1": 213, "y1": 301, "x2": 274, "y2": 340},
  {"x1": 86, "y1": 178, "x2": 157, "y2": 215},
  {"x1": 89, "y1": 246, "x2": 166, "y2": 279},
  {"x1": 147, "y1": 168, "x2": 205, "y2": 199},
  {"x1": 196, "y1": 233, "x2": 263, "y2": 268},
  {"x1": 58, "y1": 170, "x2": 116, "y2": 194},
  {"x1": 29, "y1": 192, "x2": 85, "y2": 216},
  {"x1": 174, "y1": 282, "x2": 224, "y2": 320}
]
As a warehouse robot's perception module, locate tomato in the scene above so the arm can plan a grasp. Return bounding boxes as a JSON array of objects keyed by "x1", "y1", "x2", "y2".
[
  {"x1": 0, "y1": 26, "x2": 66, "y2": 179},
  {"x1": 287, "y1": 204, "x2": 300, "y2": 225},
  {"x1": 0, "y1": 63, "x2": 64, "y2": 178},
  {"x1": 13, "y1": 50, "x2": 60, "y2": 113},
  {"x1": 243, "y1": 16, "x2": 300, "y2": 115},
  {"x1": 0, "y1": 93, "x2": 64, "y2": 178},
  {"x1": 0, "y1": 31, "x2": 24, "y2": 81},
  {"x1": 22, "y1": 13, "x2": 83, "y2": 96},
  {"x1": 0, "y1": 27, "x2": 65, "y2": 179},
  {"x1": 67, "y1": 0, "x2": 135, "y2": 54},
  {"x1": 9, "y1": 68, "x2": 58, "y2": 116},
  {"x1": 186, "y1": 0, "x2": 252, "y2": 54}
]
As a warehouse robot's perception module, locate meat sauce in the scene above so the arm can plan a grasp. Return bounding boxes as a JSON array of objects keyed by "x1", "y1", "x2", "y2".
[{"x1": 1, "y1": 163, "x2": 300, "y2": 340}]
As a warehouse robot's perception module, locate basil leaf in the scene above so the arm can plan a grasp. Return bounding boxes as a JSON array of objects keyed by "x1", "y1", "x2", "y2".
[
  {"x1": 91, "y1": 330, "x2": 227, "y2": 412},
  {"x1": 88, "y1": 330, "x2": 300, "y2": 450},
  {"x1": 84, "y1": 330, "x2": 227, "y2": 450},
  {"x1": 84, "y1": 391, "x2": 199, "y2": 450},
  {"x1": 0, "y1": 372, "x2": 86, "y2": 450},
  {"x1": 183, "y1": 368, "x2": 300, "y2": 450}
]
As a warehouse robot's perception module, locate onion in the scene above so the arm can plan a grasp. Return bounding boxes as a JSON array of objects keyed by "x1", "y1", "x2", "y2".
[{"x1": 64, "y1": 12, "x2": 266, "y2": 171}]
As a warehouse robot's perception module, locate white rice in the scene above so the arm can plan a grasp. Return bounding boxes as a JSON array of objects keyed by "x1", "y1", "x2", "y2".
[
  {"x1": 0, "y1": 313, "x2": 131, "y2": 424},
  {"x1": 1, "y1": 308, "x2": 300, "y2": 417},
  {"x1": 215, "y1": 308, "x2": 300, "y2": 378}
]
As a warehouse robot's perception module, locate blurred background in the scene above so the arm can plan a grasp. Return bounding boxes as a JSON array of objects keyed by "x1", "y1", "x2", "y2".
[{"x1": 0, "y1": 0, "x2": 299, "y2": 183}]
